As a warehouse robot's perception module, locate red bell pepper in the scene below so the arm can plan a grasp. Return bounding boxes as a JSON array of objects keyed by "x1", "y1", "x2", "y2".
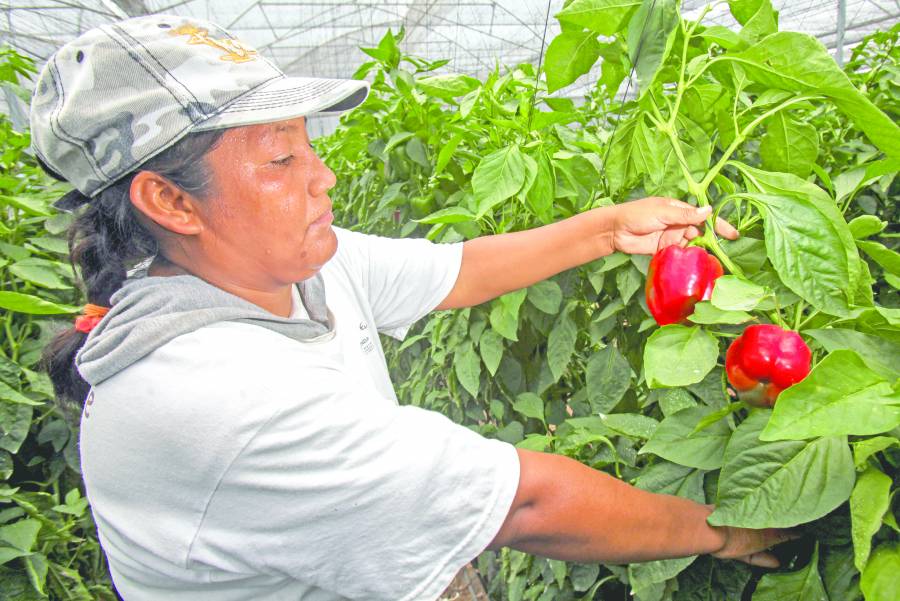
[
  {"x1": 726, "y1": 324, "x2": 811, "y2": 407},
  {"x1": 645, "y1": 245, "x2": 724, "y2": 326}
]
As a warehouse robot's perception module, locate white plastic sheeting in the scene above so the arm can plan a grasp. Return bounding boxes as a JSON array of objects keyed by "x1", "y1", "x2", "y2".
[{"x1": 1, "y1": 1, "x2": 898, "y2": 135}]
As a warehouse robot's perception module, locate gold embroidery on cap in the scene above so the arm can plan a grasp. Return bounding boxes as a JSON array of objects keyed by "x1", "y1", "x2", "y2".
[{"x1": 170, "y1": 24, "x2": 258, "y2": 63}]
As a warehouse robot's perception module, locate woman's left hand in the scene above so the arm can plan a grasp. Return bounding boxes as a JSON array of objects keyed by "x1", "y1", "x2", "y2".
[{"x1": 610, "y1": 197, "x2": 739, "y2": 255}]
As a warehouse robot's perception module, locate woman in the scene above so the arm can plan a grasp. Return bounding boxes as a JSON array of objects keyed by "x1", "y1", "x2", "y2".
[{"x1": 35, "y1": 14, "x2": 790, "y2": 601}]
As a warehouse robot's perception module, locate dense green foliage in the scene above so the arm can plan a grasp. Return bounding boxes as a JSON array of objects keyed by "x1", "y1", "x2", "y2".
[
  {"x1": 317, "y1": 2, "x2": 900, "y2": 599},
  {"x1": 0, "y1": 48, "x2": 118, "y2": 599},
  {"x1": 0, "y1": 1, "x2": 897, "y2": 599}
]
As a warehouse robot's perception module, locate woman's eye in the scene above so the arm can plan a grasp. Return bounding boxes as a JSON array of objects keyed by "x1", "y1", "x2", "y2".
[{"x1": 271, "y1": 155, "x2": 294, "y2": 166}]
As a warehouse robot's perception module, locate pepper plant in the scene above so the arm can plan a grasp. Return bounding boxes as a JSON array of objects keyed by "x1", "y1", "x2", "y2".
[
  {"x1": 319, "y1": 1, "x2": 899, "y2": 599},
  {"x1": 0, "y1": 47, "x2": 118, "y2": 600}
]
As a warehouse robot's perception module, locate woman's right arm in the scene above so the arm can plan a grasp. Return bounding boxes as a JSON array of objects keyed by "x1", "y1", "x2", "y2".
[{"x1": 488, "y1": 448, "x2": 791, "y2": 567}]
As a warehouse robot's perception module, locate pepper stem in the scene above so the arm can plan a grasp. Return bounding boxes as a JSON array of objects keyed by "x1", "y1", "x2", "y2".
[{"x1": 691, "y1": 189, "x2": 744, "y2": 278}]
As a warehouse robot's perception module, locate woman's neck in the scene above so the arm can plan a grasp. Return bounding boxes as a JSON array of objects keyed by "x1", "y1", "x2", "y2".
[{"x1": 147, "y1": 255, "x2": 294, "y2": 317}]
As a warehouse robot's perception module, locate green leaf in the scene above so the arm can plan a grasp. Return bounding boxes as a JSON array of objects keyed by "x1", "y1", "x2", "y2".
[
  {"x1": 454, "y1": 340, "x2": 482, "y2": 397},
  {"x1": 0, "y1": 403, "x2": 32, "y2": 455},
  {"x1": 691, "y1": 402, "x2": 742, "y2": 436},
  {"x1": 630, "y1": 555, "x2": 697, "y2": 600},
  {"x1": 749, "y1": 192, "x2": 857, "y2": 316},
  {"x1": 850, "y1": 466, "x2": 892, "y2": 572},
  {"x1": 606, "y1": 117, "x2": 666, "y2": 197},
  {"x1": 847, "y1": 215, "x2": 887, "y2": 240},
  {"x1": 626, "y1": 0, "x2": 678, "y2": 92},
  {"x1": 405, "y1": 138, "x2": 429, "y2": 168},
  {"x1": 9, "y1": 258, "x2": 71, "y2": 290},
  {"x1": 709, "y1": 411, "x2": 855, "y2": 528},
  {"x1": 861, "y1": 544, "x2": 900, "y2": 601},
  {"x1": 527, "y1": 280, "x2": 562, "y2": 315},
  {"x1": 0, "y1": 519, "x2": 40, "y2": 552},
  {"x1": 556, "y1": 0, "x2": 642, "y2": 36},
  {"x1": 639, "y1": 405, "x2": 731, "y2": 470},
  {"x1": 416, "y1": 73, "x2": 480, "y2": 99},
  {"x1": 822, "y1": 545, "x2": 863, "y2": 601},
  {"x1": 435, "y1": 133, "x2": 463, "y2": 175},
  {"x1": 734, "y1": 0, "x2": 778, "y2": 44},
  {"x1": 0, "y1": 194, "x2": 51, "y2": 216},
  {"x1": 489, "y1": 289, "x2": 527, "y2": 341},
  {"x1": 644, "y1": 325, "x2": 719, "y2": 388},
  {"x1": 599, "y1": 413, "x2": 658, "y2": 439},
  {"x1": 710, "y1": 275, "x2": 769, "y2": 311},
  {"x1": 383, "y1": 131, "x2": 414, "y2": 154},
  {"x1": 751, "y1": 544, "x2": 827, "y2": 601},
  {"x1": 548, "y1": 305, "x2": 578, "y2": 383},
  {"x1": 543, "y1": 30, "x2": 602, "y2": 93},
  {"x1": 688, "y1": 301, "x2": 754, "y2": 325},
  {"x1": 761, "y1": 350, "x2": 900, "y2": 441},
  {"x1": 525, "y1": 152, "x2": 554, "y2": 224},
  {"x1": 0, "y1": 547, "x2": 31, "y2": 567},
  {"x1": 634, "y1": 461, "x2": 704, "y2": 502},
  {"x1": 699, "y1": 25, "x2": 744, "y2": 50},
  {"x1": 513, "y1": 392, "x2": 546, "y2": 425},
  {"x1": 22, "y1": 552, "x2": 48, "y2": 596},
  {"x1": 656, "y1": 388, "x2": 697, "y2": 417},
  {"x1": 675, "y1": 555, "x2": 751, "y2": 601},
  {"x1": 414, "y1": 206, "x2": 475, "y2": 224},
  {"x1": 473, "y1": 146, "x2": 531, "y2": 217},
  {"x1": 857, "y1": 240, "x2": 900, "y2": 277},
  {"x1": 852, "y1": 436, "x2": 899, "y2": 471},
  {"x1": 495, "y1": 421, "x2": 525, "y2": 445},
  {"x1": 759, "y1": 112, "x2": 819, "y2": 178},
  {"x1": 26, "y1": 236, "x2": 69, "y2": 254},
  {"x1": 0, "y1": 291, "x2": 78, "y2": 315},
  {"x1": 479, "y1": 329, "x2": 504, "y2": 377},
  {"x1": 0, "y1": 381, "x2": 42, "y2": 407},
  {"x1": 721, "y1": 237, "x2": 768, "y2": 274},
  {"x1": 0, "y1": 450, "x2": 11, "y2": 482},
  {"x1": 805, "y1": 328, "x2": 900, "y2": 382},
  {"x1": 515, "y1": 434, "x2": 551, "y2": 452},
  {"x1": 724, "y1": 32, "x2": 900, "y2": 160},
  {"x1": 586, "y1": 345, "x2": 632, "y2": 413},
  {"x1": 615, "y1": 264, "x2": 642, "y2": 304}
]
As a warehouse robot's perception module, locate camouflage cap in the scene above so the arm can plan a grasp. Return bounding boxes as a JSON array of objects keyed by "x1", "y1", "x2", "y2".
[{"x1": 29, "y1": 14, "x2": 370, "y2": 204}]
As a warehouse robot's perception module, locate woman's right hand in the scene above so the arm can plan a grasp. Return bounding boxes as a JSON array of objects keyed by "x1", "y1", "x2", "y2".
[{"x1": 710, "y1": 524, "x2": 798, "y2": 568}]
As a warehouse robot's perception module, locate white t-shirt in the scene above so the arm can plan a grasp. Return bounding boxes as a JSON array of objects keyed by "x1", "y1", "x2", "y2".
[{"x1": 78, "y1": 228, "x2": 520, "y2": 601}]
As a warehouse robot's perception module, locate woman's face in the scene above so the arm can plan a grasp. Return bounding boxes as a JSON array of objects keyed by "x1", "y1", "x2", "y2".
[{"x1": 198, "y1": 116, "x2": 338, "y2": 286}]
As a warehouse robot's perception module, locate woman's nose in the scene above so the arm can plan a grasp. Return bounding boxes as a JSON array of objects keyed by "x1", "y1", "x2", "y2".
[{"x1": 309, "y1": 154, "x2": 337, "y2": 197}]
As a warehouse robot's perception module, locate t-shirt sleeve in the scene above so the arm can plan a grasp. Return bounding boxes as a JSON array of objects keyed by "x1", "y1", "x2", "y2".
[
  {"x1": 334, "y1": 228, "x2": 463, "y2": 339},
  {"x1": 188, "y1": 354, "x2": 519, "y2": 601}
]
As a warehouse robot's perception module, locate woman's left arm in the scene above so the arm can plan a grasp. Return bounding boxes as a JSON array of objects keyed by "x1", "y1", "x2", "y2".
[{"x1": 436, "y1": 197, "x2": 738, "y2": 310}]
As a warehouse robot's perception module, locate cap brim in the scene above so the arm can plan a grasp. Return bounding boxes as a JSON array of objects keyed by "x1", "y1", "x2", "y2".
[{"x1": 193, "y1": 76, "x2": 369, "y2": 132}]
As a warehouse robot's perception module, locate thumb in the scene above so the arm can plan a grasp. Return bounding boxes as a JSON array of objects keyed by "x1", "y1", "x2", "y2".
[{"x1": 660, "y1": 203, "x2": 711, "y2": 226}]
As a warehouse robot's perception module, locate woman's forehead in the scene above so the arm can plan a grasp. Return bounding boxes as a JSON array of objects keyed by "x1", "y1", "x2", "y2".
[{"x1": 218, "y1": 116, "x2": 308, "y2": 150}]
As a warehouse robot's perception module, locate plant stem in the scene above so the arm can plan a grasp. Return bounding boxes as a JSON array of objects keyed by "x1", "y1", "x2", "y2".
[
  {"x1": 700, "y1": 95, "x2": 819, "y2": 193},
  {"x1": 792, "y1": 302, "x2": 806, "y2": 331}
]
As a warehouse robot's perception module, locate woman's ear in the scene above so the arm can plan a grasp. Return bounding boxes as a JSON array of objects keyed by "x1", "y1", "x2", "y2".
[{"x1": 129, "y1": 171, "x2": 204, "y2": 236}]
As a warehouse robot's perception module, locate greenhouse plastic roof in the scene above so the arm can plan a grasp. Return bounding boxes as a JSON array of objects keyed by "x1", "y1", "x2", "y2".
[{"x1": 2, "y1": 1, "x2": 898, "y2": 134}]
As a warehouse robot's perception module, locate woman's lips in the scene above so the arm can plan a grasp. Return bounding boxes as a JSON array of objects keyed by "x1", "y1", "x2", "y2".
[{"x1": 311, "y1": 209, "x2": 334, "y2": 227}]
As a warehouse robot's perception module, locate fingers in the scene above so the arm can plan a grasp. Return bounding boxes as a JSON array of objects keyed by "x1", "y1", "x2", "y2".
[
  {"x1": 653, "y1": 197, "x2": 739, "y2": 239},
  {"x1": 658, "y1": 200, "x2": 712, "y2": 226},
  {"x1": 684, "y1": 225, "x2": 702, "y2": 240},
  {"x1": 768, "y1": 528, "x2": 801, "y2": 546},
  {"x1": 715, "y1": 216, "x2": 739, "y2": 240},
  {"x1": 737, "y1": 551, "x2": 780, "y2": 569},
  {"x1": 657, "y1": 226, "x2": 688, "y2": 252}
]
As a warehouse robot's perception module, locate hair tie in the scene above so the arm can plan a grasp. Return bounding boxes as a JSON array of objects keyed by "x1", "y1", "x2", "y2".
[{"x1": 74, "y1": 304, "x2": 110, "y2": 334}]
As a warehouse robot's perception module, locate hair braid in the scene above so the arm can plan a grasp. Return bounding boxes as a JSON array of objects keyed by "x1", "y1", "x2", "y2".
[{"x1": 42, "y1": 129, "x2": 225, "y2": 413}]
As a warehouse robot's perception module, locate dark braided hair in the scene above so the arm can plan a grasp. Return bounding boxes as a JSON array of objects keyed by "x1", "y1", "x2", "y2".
[{"x1": 41, "y1": 130, "x2": 225, "y2": 412}]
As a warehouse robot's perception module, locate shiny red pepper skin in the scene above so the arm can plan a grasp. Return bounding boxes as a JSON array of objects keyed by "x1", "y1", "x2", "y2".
[
  {"x1": 726, "y1": 324, "x2": 811, "y2": 407},
  {"x1": 645, "y1": 246, "x2": 724, "y2": 326}
]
